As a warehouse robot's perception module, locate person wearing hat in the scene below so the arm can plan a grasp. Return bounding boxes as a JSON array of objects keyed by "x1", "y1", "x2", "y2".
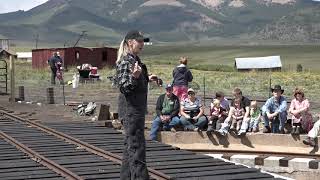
[
  {"x1": 150, "y1": 83, "x2": 181, "y2": 141},
  {"x1": 180, "y1": 88, "x2": 208, "y2": 131},
  {"x1": 261, "y1": 85, "x2": 287, "y2": 133},
  {"x1": 113, "y1": 30, "x2": 155, "y2": 180}
]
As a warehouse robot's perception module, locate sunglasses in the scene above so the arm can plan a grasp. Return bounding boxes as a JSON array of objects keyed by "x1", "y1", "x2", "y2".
[{"x1": 188, "y1": 92, "x2": 195, "y2": 95}]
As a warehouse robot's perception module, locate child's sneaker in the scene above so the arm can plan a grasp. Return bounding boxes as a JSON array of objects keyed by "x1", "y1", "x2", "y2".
[
  {"x1": 237, "y1": 130, "x2": 246, "y2": 137},
  {"x1": 218, "y1": 129, "x2": 227, "y2": 136}
]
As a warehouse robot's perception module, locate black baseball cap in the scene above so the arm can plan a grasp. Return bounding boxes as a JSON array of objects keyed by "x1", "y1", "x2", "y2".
[{"x1": 125, "y1": 30, "x2": 150, "y2": 42}]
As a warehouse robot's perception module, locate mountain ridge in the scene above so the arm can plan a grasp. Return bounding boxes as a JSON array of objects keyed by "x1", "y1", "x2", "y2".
[{"x1": 0, "y1": 0, "x2": 319, "y2": 45}]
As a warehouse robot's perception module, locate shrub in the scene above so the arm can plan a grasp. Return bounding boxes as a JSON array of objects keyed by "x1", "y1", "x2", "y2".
[
  {"x1": 189, "y1": 64, "x2": 235, "y2": 72},
  {"x1": 296, "y1": 64, "x2": 303, "y2": 72}
]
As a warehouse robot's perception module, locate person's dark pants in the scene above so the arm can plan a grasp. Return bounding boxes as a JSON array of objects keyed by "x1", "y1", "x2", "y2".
[
  {"x1": 209, "y1": 116, "x2": 226, "y2": 130},
  {"x1": 118, "y1": 94, "x2": 127, "y2": 125},
  {"x1": 262, "y1": 111, "x2": 287, "y2": 133},
  {"x1": 120, "y1": 93, "x2": 149, "y2": 180},
  {"x1": 51, "y1": 67, "x2": 57, "y2": 85},
  {"x1": 150, "y1": 116, "x2": 181, "y2": 141},
  {"x1": 180, "y1": 115, "x2": 208, "y2": 130}
]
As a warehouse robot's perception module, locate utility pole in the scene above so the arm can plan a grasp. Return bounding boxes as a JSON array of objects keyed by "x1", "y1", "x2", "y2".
[
  {"x1": 73, "y1": 31, "x2": 87, "y2": 47},
  {"x1": 34, "y1": 34, "x2": 39, "y2": 49}
]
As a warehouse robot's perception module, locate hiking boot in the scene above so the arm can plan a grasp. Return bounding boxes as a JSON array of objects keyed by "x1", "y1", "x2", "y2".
[
  {"x1": 237, "y1": 131, "x2": 246, "y2": 137},
  {"x1": 206, "y1": 126, "x2": 214, "y2": 133},
  {"x1": 263, "y1": 126, "x2": 271, "y2": 133},
  {"x1": 217, "y1": 129, "x2": 227, "y2": 136},
  {"x1": 303, "y1": 137, "x2": 316, "y2": 147},
  {"x1": 252, "y1": 127, "x2": 259, "y2": 133},
  {"x1": 170, "y1": 127, "x2": 176, "y2": 133},
  {"x1": 291, "y1": 126, "x2": 296, "y2": 135},
  {"x1": 280, "y1": 129, "x2": 285, "y2": 134}
]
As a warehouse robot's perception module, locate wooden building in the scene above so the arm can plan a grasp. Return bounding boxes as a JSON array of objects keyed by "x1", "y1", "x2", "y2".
[
  {"x1": 235, "y1": 56, "x2": 282, "y2": 72},
  {"x1": 32, "y1": 47, "x2": 117, "y2": 69},
  {"x1": 0, "y1": 49, "x2": 17, "y2": 60}
]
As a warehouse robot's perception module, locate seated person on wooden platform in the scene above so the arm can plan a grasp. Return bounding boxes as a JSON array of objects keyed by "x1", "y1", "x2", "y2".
[
  {"x1": 289, "y1": 88, "x2": 313, "y2": 135},
  {"x1": 150, "y1": 84, "x2": 181, "y2": 141},
  {"x1": 217, "y1": 88, "x2": 250, "y2": 136},
  {"x1": 261, "y1": 85, "x2": 287, "y2": 134},
  {"x1": 207, "y1": 98, "x2": 228, "y2": 133},
  {"x1": 180, "y1": 88, "x2": 208, "y2": 132}
]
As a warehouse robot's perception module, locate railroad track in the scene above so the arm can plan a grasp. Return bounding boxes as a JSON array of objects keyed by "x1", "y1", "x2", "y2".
[
  {"x1": 192, "y1": 149, "x2": 320, "y2": 160},
  {"x1": 0, "y1": 107, "x2": 284, "y2": 180}
]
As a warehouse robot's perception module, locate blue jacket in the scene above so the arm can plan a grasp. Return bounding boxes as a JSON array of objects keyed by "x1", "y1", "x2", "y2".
[{"x1": 262, "y1": 96, "x2": 287, "y2": 114}]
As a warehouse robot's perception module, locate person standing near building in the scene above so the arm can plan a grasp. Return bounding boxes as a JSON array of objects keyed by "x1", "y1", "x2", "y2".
[
  {"x1": 113, "y1": 30, "x2": 155, "y2": 180},
  {"x1": 47, "y1": 52, "x2": 62, "y2": 85},
  {"x1": 172, "y1": 57, "x2": 193, "y2": 101}
]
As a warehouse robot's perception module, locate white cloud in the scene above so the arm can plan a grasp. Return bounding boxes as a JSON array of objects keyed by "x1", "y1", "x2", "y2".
[{"x1": 0, "y1": 0, "x2": 48, "y2": 14}]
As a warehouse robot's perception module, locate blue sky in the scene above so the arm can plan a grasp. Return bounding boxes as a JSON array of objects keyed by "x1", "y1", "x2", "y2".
[{"x1": 0, "y1": 0, "x2": 48, "y2": 14}]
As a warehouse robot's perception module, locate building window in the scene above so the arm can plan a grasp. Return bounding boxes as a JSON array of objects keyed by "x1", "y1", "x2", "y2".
[
  {"x1": 75, "y1": 51, "x2": 80, "y2": 60},
  {"x1": 102, "y1": 51, "x2": 107, "y2": 62}
]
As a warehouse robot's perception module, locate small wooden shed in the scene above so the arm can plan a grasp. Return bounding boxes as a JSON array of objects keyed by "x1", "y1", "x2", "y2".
[
  {"x1": 0, "y1": 49, "x2": 17, "y2": 60},
  {"x1": 235, "y1": 56, "x2": 282, "y2": 72},
  {"x1": 32, "y1": 47, "x2": 117, "y2": 69}
]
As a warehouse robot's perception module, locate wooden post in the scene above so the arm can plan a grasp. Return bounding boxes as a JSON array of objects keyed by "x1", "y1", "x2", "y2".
[
  {"x1": 98, "y1": 104, "x2": 110, "y2": 120},
  {"x1": 18, "y1": 86, "x2": 24, "y2": 101},
  {"x1": 9, "y1": 55, "x2": 15, "y2": 102},
  {"x1": 46, "y1": 87, "x2": 55, "y2": 104}
]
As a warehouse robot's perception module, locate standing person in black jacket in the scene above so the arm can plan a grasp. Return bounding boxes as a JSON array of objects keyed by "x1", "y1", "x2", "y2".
[
  {"x1": 47, "y1": 52, "x2": 62, "y2": 85},
  {"x1": 172, "y1": 57, "x2": 193, "y2": 101},
  {"x1": 113, "y1": 30, "x2": 156, "y2": 180},
  {"x1": 150, "y1": 83, "x2": 181, "y2": 141}
]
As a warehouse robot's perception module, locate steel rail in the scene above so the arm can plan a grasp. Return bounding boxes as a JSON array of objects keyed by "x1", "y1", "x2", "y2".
[
  {"x1": 0, "y1": 110, "x2": 172, "y2": 180},
  {"x1": 192, "y1": 149, "x2": 320, "y2": 159},
  {"x1": 0, "y1": 131, "x2": 84, "y2": 180}
]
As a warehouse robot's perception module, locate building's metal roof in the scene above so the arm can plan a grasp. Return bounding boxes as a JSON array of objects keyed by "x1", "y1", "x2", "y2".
[
  {"x1": 0, "y1": 48, "x2": 16, "y2": 56},
  {"x1": 235, "y1": 56, "x2": 282, "y2": 69},
  {"x1": 17, "y1": 52, "x2": 32, "y2": 58}
]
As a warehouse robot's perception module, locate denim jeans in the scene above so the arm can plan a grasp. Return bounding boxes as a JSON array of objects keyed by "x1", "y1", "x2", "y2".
[
  {"x1": 249, "y1": 117, "x2": 260, "y2": 129},
  {"x1": 150, "y1": 116, "x2": 181, "y2": 141},
  {"x1": 262, "y1": 111, "x2": 287, "y2": 133},
  {"x1": 180, "y1": 115, "x2": 208, "y2": 130}
]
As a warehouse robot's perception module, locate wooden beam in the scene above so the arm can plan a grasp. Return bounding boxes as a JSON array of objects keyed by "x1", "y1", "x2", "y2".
[{"x1": 9, "y1": 55, "x2": 15, "y2": 102}]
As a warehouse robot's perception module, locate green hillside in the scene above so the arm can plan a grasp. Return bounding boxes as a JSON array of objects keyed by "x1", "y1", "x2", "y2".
[{"x1": 0, "y1": 0, "x2": 319, "y2": 45}]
